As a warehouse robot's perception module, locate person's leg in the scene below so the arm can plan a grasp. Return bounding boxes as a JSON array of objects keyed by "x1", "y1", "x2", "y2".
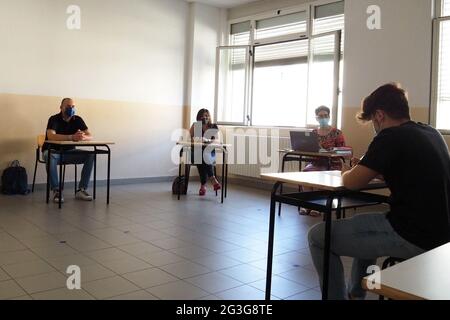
[
  {"x1": 43, "y1": 150, "x2": 60, "y2": 191},
  {"x1": 61, "y1": 151, "x2": 94, "y2": 191},
  {"x1": 196, "y1": 164, "x2": 208, "y2": 185},
  {"x1": 78, "y1": 154, "x2": 94, "y2": 190},
  {"x1": 308, "y1": 212, "x2": 424, "y2": 300}
]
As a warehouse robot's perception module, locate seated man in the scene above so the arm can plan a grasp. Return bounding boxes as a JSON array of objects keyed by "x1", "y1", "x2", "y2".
[
  {"x1": 42, "y1": 98, "x2": 95, "y2": 203},
  {"x1": 308, "y1": 83, "x2": 450, "y2": 300}
]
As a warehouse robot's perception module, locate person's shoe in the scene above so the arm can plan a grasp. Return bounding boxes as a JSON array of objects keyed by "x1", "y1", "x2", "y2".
[
  {"x1": 53, "y1": 190, "x2": 64, "y2": 203},
  {"x1": 199, "y1": 185, "x2": 206, "y2": 196},
  {"x1": 75, "y1": 189, "x2": 93, "y2": 201},
  {"x1": 213, "y1": 182, "x2": 221, "y2": 192}
]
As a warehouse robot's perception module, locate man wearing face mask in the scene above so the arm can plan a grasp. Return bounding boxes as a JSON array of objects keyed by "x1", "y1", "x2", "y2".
[
  {"x1": 42, "y1": 98, "x2": 95, "y2": 203},
  {"x1": 308, "y1": 83, "x2": 450, "y2": 300}
]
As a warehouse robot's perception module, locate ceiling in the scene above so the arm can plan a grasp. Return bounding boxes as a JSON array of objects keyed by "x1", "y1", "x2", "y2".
[{"x1": 186, "y1": 0, "x2": 260, "y2": 9}]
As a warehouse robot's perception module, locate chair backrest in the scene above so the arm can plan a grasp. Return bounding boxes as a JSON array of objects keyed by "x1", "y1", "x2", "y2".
[
  {"x1": 36, "y1": 134, "x2": 46, "y2": 163},
  {"x1": 37, "y1": 134, "x2": 46, "y2": 148}
]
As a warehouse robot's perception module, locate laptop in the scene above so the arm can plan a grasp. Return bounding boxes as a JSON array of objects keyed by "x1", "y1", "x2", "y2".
[{"x1": 289, "y1": 131, "x2": 320, "y2": 152}]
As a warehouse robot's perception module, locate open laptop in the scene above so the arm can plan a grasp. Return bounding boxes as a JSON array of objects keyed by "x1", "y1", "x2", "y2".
[{"x1": 289, "y1": 131, "x2": 320, "y2": 152}]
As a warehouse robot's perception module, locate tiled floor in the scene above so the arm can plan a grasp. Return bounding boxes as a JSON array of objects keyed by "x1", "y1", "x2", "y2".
[{"x1": 0, "y1": 181, "x2": 381, "y2": 300}]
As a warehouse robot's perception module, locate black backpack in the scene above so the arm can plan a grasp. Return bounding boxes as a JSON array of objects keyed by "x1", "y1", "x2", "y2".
[
  {"x1": 172, "y1": 176, "x2": 188, "y2": 195},
  {"x1": 1, "y1": 160, "x2": 29, "y2": 195}
]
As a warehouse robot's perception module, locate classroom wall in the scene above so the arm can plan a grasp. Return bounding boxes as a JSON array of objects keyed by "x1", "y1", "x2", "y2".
[
  {"x1": 184, "y1": 2, "x2": 225, "y2": 128},
  {"x1": 0, "y1": 0, "x2": 189, "y2": 184}
]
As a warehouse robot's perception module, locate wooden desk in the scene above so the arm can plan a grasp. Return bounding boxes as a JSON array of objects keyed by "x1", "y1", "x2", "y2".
[
  {"x1": 363, "y1": 243, "x2": 450, "y2": 300},
  {"x1": 176, "y1": 141, "x2": 230, "y2": 203},
  {"x1": 45, "y1": 141, "x2": 114, "y2": 208},
  {"x1": 261, "y1": 171, "x2": 388, "y2": 300}
]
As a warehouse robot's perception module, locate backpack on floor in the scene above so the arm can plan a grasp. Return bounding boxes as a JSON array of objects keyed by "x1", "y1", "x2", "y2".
[
  {"x1": 1, "y1": 160, "x2": 29, "y2": 195},
  {"x1": 172, "y1": 176, "x2": 188, "y2": 195}
]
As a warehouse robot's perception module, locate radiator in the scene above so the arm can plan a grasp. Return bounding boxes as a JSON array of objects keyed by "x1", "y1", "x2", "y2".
[{"x1": 225, "y1": 133, "x2": 299, "y2": 178}]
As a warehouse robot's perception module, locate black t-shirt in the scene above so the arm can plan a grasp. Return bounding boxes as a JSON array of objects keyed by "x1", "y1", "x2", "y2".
[
  {"x1": 359, "y1": 121, "x2": 450, "y2": 250},
  {"x1": 42, "y1": 113, "x2": 88, "y2": 151}
]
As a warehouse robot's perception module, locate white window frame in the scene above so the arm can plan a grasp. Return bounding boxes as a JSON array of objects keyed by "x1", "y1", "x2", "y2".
[
  {"x1": 217, "y1": 0, "x2": 344, "y2": 128},
  {"x1": 431, "y1": 0, "x2": 450, "y2": 134}
]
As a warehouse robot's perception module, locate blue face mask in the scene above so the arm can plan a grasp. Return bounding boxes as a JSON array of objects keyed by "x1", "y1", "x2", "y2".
[
  {"x1": 65, "y1": 107, "x2": 75, "y2": 118},
  {"x1": 318, "y1": 118, "x2": 330, "y2": 128}
]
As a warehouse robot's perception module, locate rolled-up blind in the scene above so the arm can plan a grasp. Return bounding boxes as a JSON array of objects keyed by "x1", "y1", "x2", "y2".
[
  {"x1": 313, "y1": 1, "x2": 344, "y2": 35},
  {"x1": 255, "y1": 11, "x2": 307, "y2": 40},
  {"x1": 231, "y1": 21, "x2": 251, "y2": 45}
]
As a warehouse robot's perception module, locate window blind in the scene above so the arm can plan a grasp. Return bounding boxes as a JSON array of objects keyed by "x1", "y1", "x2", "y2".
[{"x1": 255, "y1": 11, "x2": 307, "y2": 40}]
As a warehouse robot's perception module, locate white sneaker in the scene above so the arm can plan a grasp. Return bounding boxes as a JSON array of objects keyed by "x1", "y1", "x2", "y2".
[
  {"x1": 75, "y1": 189, "x2": 93, "y2": 201},
  {"x1": 53, "y1": 191, "x2": 64, "y2": 203}
]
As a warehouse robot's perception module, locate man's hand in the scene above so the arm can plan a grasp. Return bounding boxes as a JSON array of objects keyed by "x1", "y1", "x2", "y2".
[{"x1": 72, "y1": 130, "x2": 85, "y2": 142}]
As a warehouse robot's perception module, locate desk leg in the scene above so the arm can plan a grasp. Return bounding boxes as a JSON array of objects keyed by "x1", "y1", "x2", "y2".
[
  {"x1": 266, "y1": 182, "x2": 281, "y2": 301},
  {"x1": 322, "y1": 196, "x2": 335, "y2": 300},
  {"x1": 224, "y1": 149, "x2": 228, "y2": 198},
  {"x1": 58, "y1": 148, "x2": 63, "y2": 209},
  {"x1": 93, "y1": 147, "x2": 97, "y2": 200},
  {"x1": 221, "y1": 151, "x2": 225, "y2": 204},
  {"x1": 178, "y1": 148, "x2": 183, "y2": 200},
  {"x1": 46, "y1": 149, "x2": 51, "y2": 203},
  {"x1": 106, "y1": 146, "x2": 111, "y2": 205},
  {"x1": 278, "y1": 155, "x2": 288, "y2": 216}
]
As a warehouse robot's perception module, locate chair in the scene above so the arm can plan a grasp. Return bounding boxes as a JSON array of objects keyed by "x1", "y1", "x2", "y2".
[
  {"x1": 32, "y1": 134, "x2": 78, "y2": 193},
  {"x1": 378, "y1": 257, "x2": 405, "y2": 300}
]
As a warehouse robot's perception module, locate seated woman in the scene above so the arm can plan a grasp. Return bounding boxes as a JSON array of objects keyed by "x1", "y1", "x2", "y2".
[
  {"x1": 189, "y1": 109, "x2": 222, "y2": 196},
  {"x1": 300, "y1": 106, "x2": 347, "y2": 216}
]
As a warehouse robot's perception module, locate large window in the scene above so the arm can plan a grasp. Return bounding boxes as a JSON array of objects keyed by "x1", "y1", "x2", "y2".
[
  {"x1": 432, "y1": 0, "x2": 450, "y2": 131},
  {"x1": 216, "y1": 0, "x2": 345, "y2": 127}
]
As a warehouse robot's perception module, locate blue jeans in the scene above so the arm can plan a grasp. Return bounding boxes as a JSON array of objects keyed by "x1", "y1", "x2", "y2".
[
  {"x1": 308, "y1": 212, "x2": 425, "y2": 300},
  {"x1": 43, "y1": 150, "x2": 95, "y2": 191}
]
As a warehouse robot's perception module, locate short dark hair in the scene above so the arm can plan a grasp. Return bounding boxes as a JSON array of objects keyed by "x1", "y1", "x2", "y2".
[
  {"x1": 357, "y1": 83, "x2": 411, "y2": 122},
  {"x1": 315, "y1": 106, "x2": 330, "y2": 116},
  {"x1": 196, "y1": 108, "x2": 211, "y2": 122},
  {"x1": 60, "y1": 98, "x2": 72, "y2": 106}
]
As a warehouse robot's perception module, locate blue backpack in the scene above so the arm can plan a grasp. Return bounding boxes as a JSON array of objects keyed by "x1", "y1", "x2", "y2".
[{"x1": 1, "y1": 160, "x2": 29, "y2": 195}]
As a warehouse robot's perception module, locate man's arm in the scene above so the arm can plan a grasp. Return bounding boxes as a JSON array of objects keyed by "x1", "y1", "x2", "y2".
[
  {"x1": 46, "y1": 129, "x2": 72, "y2": 141},
  {"x1": 81, "y1": 129, "x2": 93, "y2": 141},
  {"x1": 342, "y1": 164, "x2": 380, "y2": 191}
]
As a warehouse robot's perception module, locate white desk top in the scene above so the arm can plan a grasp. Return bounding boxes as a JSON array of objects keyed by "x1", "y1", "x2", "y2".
[
  {"x1": 177, "y1": 141, "x2": 231, "y2": 149},
  {"x1": 363, "y1": 243, "x2": 450, "y2": 300},
  {"x1": 261, "y1": 171, "x2": 385, "y2": 191},
  {"x1": 46, "y1": 141, "x2": 115, "y2": 145},
  {"x1": 279, "y1": 149, "x2": 352, "y2": 158}
]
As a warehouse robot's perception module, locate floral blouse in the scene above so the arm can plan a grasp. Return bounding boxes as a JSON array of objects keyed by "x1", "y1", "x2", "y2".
[{"x1": 305, "y1": 127, "x2": 346, "y2": 170}]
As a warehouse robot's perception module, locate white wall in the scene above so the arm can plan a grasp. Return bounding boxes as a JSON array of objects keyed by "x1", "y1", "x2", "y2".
[
  {"x1": 0, "y1": 0, "x2": 188, "y2": 106},
  {"x1": 185, "y1": 2, "x2": 225, "y2": 124},
  {"x1": 343, "y1": 0, "x2": 433, "y2": 109}
]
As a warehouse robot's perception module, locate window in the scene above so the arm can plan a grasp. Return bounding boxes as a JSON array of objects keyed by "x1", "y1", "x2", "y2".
[
  {"x1": 217, "y1": 1, "x2": 345, "y2": 127},
  {"x1": 432, "y1": 0, "x2": 450, "y2": 131}
]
